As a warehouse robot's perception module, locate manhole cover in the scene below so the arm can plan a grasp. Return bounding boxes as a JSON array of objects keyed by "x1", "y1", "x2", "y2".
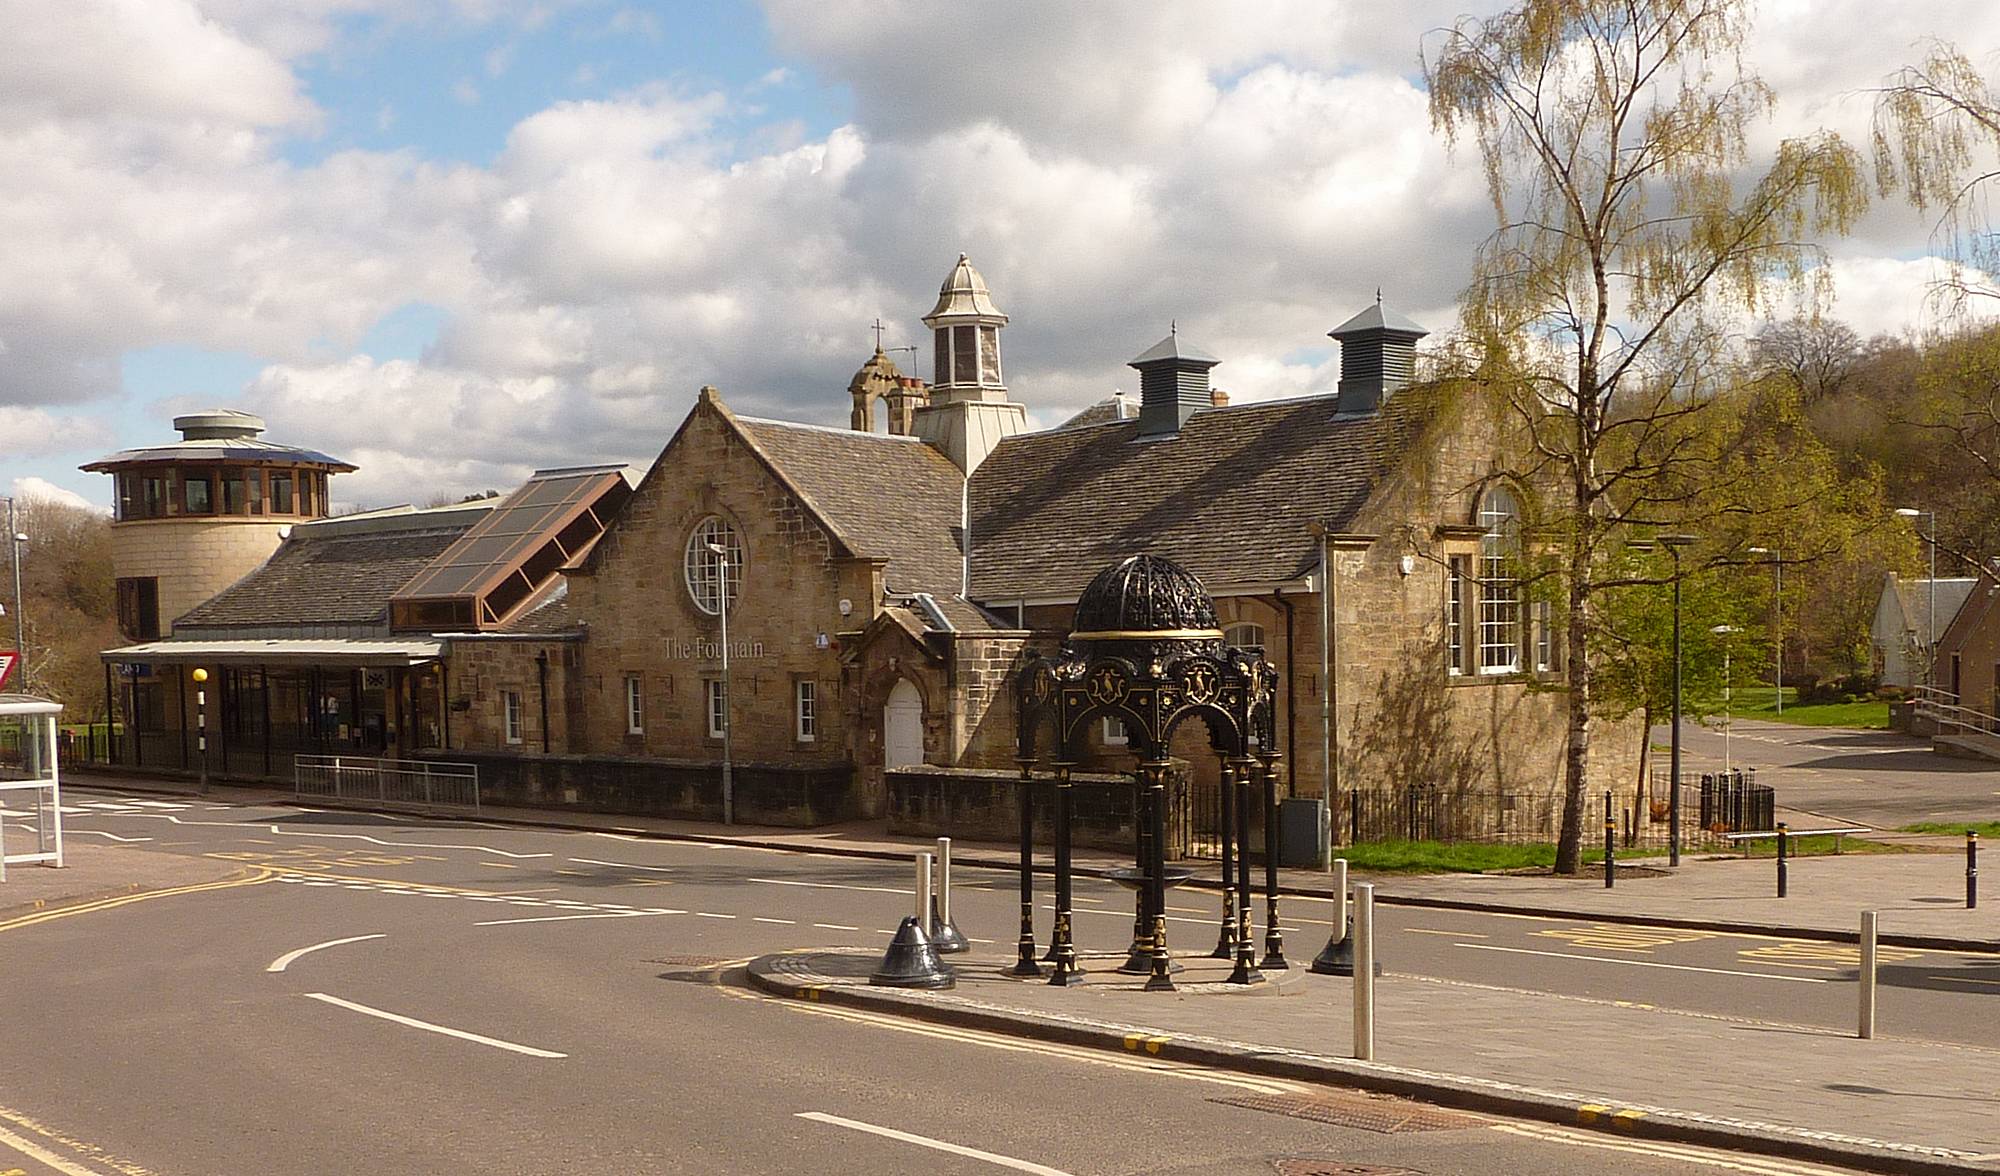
[
  {"x1": 1274, "y1": 1161, "x2": 1422, "y2": 1176},
  {"x1": 1217, "y1": 1091, "x2": 1475, "y2": 1134}
]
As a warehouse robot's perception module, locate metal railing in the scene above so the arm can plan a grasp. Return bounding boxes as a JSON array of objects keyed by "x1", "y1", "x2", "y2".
[
  {"x1": 1911, "y1": 685, "x2": 2000, "y2": 740},
  {"x1": 294, "y1": 754, "x2": 480, "y2": 811}
]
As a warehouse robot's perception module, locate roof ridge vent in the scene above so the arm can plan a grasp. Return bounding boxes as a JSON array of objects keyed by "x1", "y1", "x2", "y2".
[{"x1": 1128, "y1": 328, "x2": 1221, "y2": 439}]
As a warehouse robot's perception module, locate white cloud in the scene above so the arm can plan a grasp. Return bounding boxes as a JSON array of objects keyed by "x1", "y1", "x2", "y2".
[
  {"x1": 0, "y1": 408, "x2": 112, "y2": 459},
  {"x1": 6, "y1": 0, "x2": 2000, "y2": 508}
]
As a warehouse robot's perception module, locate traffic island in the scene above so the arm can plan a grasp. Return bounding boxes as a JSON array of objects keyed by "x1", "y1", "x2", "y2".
[{"x1": 747, "y1": 949, "x2": 2000, "y2": 1176}]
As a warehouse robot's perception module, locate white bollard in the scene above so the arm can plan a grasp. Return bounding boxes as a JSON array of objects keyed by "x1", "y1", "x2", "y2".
[
  {"x1": 1859, "y1": 910, "x2": 1878, "y2": 1039},
  {"x1": 916, "y1": 852, "x2": 935, "y2": 938},
  {"x1": 1353, "y1": 881, "x2": 1375, "y2": 1061},
  {"x1": 1334, "y1": 858, "x2": 1348, "y2": 938},
  {"x1": 936, "y1": 836, "x2": 953, "y2": 926}
]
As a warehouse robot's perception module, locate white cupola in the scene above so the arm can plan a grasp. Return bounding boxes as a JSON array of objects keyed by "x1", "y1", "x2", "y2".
[{"x1": 922, "y1": 253, "x2": 1009, "y2": 404}]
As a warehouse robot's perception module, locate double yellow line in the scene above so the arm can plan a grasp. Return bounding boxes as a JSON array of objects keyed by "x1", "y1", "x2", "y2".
[{"x1": 0, "y1": 867, "x2": 276, "y2": 936}]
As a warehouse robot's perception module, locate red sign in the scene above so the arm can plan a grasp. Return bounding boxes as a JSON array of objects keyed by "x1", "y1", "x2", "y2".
[{"x1": 0, "y1": 650, "x2": 16, "y2": 692}]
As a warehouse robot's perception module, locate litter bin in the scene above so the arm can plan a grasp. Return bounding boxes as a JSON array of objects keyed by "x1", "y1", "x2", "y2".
[{"x1": 1280, "y1": 797, "x2": 1328, "y2": 868}]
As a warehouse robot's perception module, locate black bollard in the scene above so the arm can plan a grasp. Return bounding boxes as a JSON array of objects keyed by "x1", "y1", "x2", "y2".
[
  {"x1": 1309, "y1": 859, "x2": 1381, "y2": 977},
  {"x1": 929, "y1": 837, "x2": 969, "y2": 954},
  {"x1": 870, "y1": 916, "x2": 954, "y2": 989},
  {"x1": 1969, "y1": 830, "x2": 1980, "y2": 910},
  {"x1": 1603, "y1": 790, "x2": 1615, "y2": 889},
  {"x1": 1776, "y1": 822, "x2": 1789, "y2": 898}
]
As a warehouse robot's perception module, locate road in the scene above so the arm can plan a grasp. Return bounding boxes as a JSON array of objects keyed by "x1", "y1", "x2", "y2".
[
  {"x1": 0, "y1": 788, "x2": 1981, "y2": 1176},
  {"x1": 1665, "y1": 718, "x2": 2000, "y2": 828}
]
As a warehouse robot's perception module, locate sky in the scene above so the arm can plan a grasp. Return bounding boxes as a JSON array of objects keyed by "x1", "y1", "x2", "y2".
[{"x1": 2, "y1": 0, "x2": 1998, "y2": 513}]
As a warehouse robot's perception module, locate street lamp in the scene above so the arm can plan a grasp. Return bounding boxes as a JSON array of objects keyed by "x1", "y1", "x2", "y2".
[
  {"x1": 6, "y1": 495, "x2": 26, "y2": 693},
  {"x1": 1711, "y1": 625, "x2": 1741, "y2": 773},
  {"x1": 1895, "y1": 508, "x2": 1937, "y2": 698},
  {"x1": 706, "y1": 540, "x2": 735, "y2": 825},
  {"x1": 1635, "y1": 534, "x2": 1701, "y2": 868},
  {"x1": 1747, "y1": 547, "x2": 1781, "y2": 716}
]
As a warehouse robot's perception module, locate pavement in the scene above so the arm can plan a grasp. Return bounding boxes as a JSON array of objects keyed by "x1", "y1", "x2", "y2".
[{"x1": 19, "y1": 770, "x2": 2000, "y2": 1176}]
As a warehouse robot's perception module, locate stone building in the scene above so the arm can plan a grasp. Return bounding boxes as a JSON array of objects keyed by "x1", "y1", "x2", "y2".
[
  {"x1": 436, "y1": 256, "x2": 1642, "y2": 839},
  {"x1": 87, "y1": 255, "x2": 1643, "y2": 846}
]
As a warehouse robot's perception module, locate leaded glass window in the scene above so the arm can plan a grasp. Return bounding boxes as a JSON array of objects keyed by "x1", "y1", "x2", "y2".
[{"x1": 684, "y1": 516, "x2": 743, "y2": 615}]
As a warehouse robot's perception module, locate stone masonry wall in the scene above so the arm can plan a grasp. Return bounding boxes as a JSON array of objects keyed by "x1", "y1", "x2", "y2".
[{"x1": 111, "y1": 518, "x2": 288, "y2": 634}]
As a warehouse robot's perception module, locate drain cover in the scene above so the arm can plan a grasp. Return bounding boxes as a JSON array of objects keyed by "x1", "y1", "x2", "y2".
[
  {"x1": 1217, "y1": 1091, "x2": 1475, "y2": 1134},
  {"x1": 1273, "y1": 1161, "x2": 1422, "y2": 1176}
]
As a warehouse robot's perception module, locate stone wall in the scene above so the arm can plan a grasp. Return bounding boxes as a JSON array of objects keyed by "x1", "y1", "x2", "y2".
[
  {"x1": 111, "y1": 517, "x2": 289, "y2": 634},
  {"x1": 437, "y1": 749, "x2": 856, "y2": 825},
  {"x1": 886, "y1": 765, "x2": 1139, "y2": 852}
]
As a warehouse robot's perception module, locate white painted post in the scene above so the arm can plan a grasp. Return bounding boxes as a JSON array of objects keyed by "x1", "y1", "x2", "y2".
[
  {"x1": 1859, "y1": 910, "x2": 1878, "y2": 1039},
  {"x1": 936, "y1": 836, "x2": 953, "y2": 927},
  {"x1": 1353, "y1": 881, "x2": 1376, "y2": 1061},
  {"x1": 1333, "y1": 858, "x2": 1348, "y2": 939},
  {"x1": 916, "y1": 852, "x2": 934, "y2": 938}
]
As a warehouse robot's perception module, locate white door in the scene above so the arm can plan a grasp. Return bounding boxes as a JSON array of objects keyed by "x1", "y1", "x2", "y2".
[{"x1": 884, "y1": 679, "x2": 924, "y2": 768}]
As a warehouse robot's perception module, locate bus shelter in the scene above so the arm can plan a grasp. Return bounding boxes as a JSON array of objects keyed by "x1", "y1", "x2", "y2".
[{"x1": 0, "y1": 694, "x2": 66, "y2": 878}]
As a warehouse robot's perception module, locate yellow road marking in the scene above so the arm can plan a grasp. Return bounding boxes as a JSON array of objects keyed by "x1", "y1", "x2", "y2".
[
  {"x1": 1739, "y1": 942, "x2": 1923, "y2": 967},
  {"x1": 0, "y1": 868, "x2": 275, "y2": 935},
  {"x1": 1537, "y1": 925, "x2": 1719, "y2": 952},
  {"x1": 1934, "y1": 974, "x2": 2000, "y2": 986},
  {"x1": 1495, "y1": 1120, "x2": 1858, "y2": 1175},
  {"x1": 0, "y1": 1104, "x2": 157, "y2": 1176}
]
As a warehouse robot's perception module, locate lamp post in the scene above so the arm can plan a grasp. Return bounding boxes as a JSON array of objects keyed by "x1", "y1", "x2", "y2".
[
  {"x1": 6, "y1": 496, "x2": 26, "y2": 692},
  {"x1": 1746, "y1": 547, "x2": 1781, "y2": 715},
  {"x1": 1895, "y1": 508, "x2": 1937, "y2": 697},
  {"x1": 1711, "y1": 625, "x2": 1741, "y2": 773},
  {"x1": 1658, "y1": 535, "x2": 1699, "y2": 867},
  {"x1": 706, "y1": 540, "x2": 735, "y2": 825}
]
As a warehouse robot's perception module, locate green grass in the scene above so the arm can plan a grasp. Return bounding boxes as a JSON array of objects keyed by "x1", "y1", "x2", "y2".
[
  {"x1": 1337, "y1": 832, "x2": 1899, "y2": 873},
  {"x1": 1336, "y1": 839, "x2": 1669, "y2": 874},
  {"x1": 1698, "y1": 687, "x2": 1890, "y2": 730},
  {"x1": 1899, "y1": 821, "x2": 2000, "y2": 837}
]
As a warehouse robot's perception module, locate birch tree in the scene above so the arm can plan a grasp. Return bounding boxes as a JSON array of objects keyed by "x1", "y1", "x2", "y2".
[{"x1": 1426, "y1": 0, "x2": 1867, "y2": 873}]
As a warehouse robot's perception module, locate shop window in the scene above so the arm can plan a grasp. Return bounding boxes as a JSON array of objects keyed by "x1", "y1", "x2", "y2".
[
  {"x1": 116, "y1": 577, "x2": 160, "y2": 641},
  {"x1": 795, "y1": 678, "x2": 816, "y2": 742},
  {"x1": 503, "y1": 691, "x2": 523, "y2": 744},
  {"x1": 684, "y1": 516, "x2": 743, "y2": 616},
  {"x1": 625, "y1": 676, "x2": 644, "y2": 735}
]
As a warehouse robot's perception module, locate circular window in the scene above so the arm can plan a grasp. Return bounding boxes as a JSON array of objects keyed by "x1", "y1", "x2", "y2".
[{"x1": 684, "y1": 516, "x2": 743, "y2": 615}]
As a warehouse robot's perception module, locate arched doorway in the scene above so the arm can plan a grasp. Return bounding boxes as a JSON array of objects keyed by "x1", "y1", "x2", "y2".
[{"x1": 884, "y1": 679, "x2": 924, "y2": 768}]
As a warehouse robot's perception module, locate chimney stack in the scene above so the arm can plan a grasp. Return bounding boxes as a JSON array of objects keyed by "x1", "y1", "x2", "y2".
[
  {"x1": 1129, "y1": 328, "x2": 1221, "y2": 439},
  {"x1": 1328, "y1": 296, "x2": 1429, "y2": 414}
]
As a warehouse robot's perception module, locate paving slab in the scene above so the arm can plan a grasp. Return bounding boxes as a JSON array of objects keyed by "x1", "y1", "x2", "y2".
[{"x1": 751, "y1": 947, "x2": 2000, "y2": 1176}]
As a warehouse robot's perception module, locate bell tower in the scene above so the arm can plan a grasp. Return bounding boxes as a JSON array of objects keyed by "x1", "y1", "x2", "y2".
[{"x1": 911, "y1": 254, "x2": 1028, "y2": 473}]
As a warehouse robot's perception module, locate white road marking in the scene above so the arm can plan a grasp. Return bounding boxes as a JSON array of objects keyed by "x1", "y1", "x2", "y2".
[
  {"x1": 0, "y1": 1120, "x2": 120, "y2": 1176},
  {"x1": 1459, "y1": 943, "x2": 1828, "y2": 983},
  {"x1": 474, "y1": 911, "x2": 665, "y2": 927},
  {"x1": 266, "y1": 934, "x2": 386, "y2": 973},
  {"x1": 568, "y1": 857, "x2": 675, "y2": 872},
  {"x1": 69, "y1": 830, "x2": 153, "y2": 843},
  {"x1": 1493, "y1": 1120, "x2": 1855, "y2": 1174},
  {"x1": 754, "y1": 916, "x2": 796, "y2": 925},
  {"x1": 749, "y1": 877, "x2": 909, "y2": 896},
  {"x1": 796, "y1": 1112, "x2": 1074, "y2": 1175},
  {"x1": 303, "y1": 993, "x2": 566, "y2": 1058},
  {"x1": 696, "y1": 912, "x2": 737, "y2": 920},
  {"x1": 813, "y1": 923, "x2": 861, "y2": 931}
]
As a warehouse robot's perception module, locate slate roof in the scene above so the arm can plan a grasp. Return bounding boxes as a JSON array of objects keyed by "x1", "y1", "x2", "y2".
[
  {"x1": 498, "y1": 578, "x2": 581, "y2": 635},
  {"x1": 172, "y1": 519, "x2": 478, "y2": 631},
  {"x1": 736, "y1": 417, "x2": 969, "y2": 602},
  {"x1": 969, "y1": 394, "x2": 1426, "y2": 601}
]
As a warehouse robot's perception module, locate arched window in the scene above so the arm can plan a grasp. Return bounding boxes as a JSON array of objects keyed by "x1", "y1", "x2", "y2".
[
  {"x1": 1224, "y1": 622, "x2": 1266, "y2": 649},
  {"x1": 684, "y1": 516, "x2": 743, "y2": 615},
  {"x1": 1478, "y1": 486, "x2": 1521, "y2": 674}
]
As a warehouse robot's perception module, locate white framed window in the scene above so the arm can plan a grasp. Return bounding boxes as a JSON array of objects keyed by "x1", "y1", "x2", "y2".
[
  {"x1": 1223, "y1": 622, "x2": 1266, "y2": 649},
  {"x1": 1102, "y1": 715, "x2": 1129, "y2": 746},
  {"x1": 502, "y1": 691, "x2": 523, "y2": 744},
  {"x1": 795, "y1": 679, "x2": 817, "y2": 742},
  {"x1": 1534, "y1": 600, "x2": 1554, "y2": 672},
  {"x1": 684, "y1": 516, "x2": 743, "y2": 616},
  {"x1": 705, "y1": 678, "x2": 727, "y2": 739},
  {"x1": 625, "y1": 675, "x2": 644, "y2": 735},
  {"x1": 1478, "y1": 486, "x2": 1522, "y2": 674},
  {"x1": 1447, "y1": 555, "x2": 1468, "y2": 675}
]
